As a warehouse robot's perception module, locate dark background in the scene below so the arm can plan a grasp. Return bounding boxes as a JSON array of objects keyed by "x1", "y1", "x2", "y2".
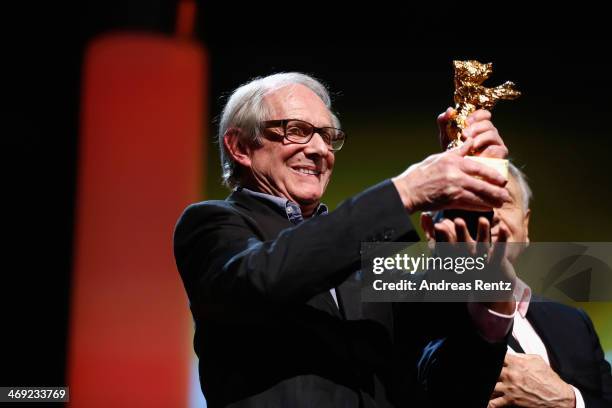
[{"x1": 4, "y1": 0, "x2": 610, "y2": 392}]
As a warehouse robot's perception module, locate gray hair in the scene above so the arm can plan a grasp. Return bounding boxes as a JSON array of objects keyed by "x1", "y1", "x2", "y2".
[
  {"x1": 508, "y1": 162, "x2": 532, "y2": 211},
  {"x1": 217, "y1": 72, "x2": 339, "y2": 188}
]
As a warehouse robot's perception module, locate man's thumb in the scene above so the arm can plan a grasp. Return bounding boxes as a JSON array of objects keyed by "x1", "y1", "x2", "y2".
[{"x1": 438, "y1": 107, "x2": 457, "y2": 150}]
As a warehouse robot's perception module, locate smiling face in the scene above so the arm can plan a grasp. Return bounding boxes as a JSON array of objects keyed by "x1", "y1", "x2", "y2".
[{"x1": 238, "y1": 84, "x2": 336, "y2": 216}]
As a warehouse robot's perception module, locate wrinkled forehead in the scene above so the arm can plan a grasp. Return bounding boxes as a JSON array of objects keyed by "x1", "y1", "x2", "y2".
[{"x1": 263, "y1": 84, "x2": 332, "y2": 125}]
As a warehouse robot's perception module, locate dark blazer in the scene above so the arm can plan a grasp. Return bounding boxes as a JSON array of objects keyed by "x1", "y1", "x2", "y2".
[
  {"x1": 510, "y1": 300, "x2": 612, "y2": 407},
  {"x1": 173, "y1": 180, "x2": 507, "y2": 408}
]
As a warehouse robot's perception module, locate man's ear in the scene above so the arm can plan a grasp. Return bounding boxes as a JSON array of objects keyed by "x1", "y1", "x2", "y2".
[
  {"x1": 524, "y1": 209, "x2": 531, "y2": 244},
  {"x1": 223, "y1": 128, "x2": 251, "y2": 168},
  {"x1": 420, "y1": 213, "x2": 435, "y2": 242}
]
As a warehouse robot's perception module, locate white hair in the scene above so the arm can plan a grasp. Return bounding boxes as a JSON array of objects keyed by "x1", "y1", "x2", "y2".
[
  {"x1": 508, "y1": 162, "x2": 533, "y2": 211},
  {"x1": 217, "y1": 72, "x2": 339, "y2": 188}
]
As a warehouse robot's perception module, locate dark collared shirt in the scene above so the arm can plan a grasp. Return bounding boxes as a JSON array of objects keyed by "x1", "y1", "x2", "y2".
[{"x1": 239, "y1": 187, "x2": 329, "y2": 224}]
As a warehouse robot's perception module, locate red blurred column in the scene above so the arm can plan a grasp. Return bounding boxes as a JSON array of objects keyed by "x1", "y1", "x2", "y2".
[{"x1": 68, "y1": 26, "x2": 207, "y2": 407}]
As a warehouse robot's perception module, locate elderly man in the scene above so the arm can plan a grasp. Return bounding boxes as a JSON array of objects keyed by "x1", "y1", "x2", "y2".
[
  {"x1": 421, "y1": 163, "x2": 612, "y2": 408},
  {"x1": 174, "y1": 72, "x2": 516, "y2": 407}
]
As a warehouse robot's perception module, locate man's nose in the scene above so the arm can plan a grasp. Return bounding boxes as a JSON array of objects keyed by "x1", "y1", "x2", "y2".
[{"x1": 304, "y1": 132, "x2": 330, "y2": 156}]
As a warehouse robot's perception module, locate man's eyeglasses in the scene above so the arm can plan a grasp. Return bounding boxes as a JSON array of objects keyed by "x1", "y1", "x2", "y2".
[{"x1": 261, "y1": 119, "x2": 347, "y2": 151}]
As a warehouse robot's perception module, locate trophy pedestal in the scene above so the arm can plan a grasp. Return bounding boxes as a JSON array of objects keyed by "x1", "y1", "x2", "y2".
[
  {"x1": 440, "y1": 157, "x2": 508, "y2": 238},
  {"x1": 465, "y1": 156, "x2": 509, "y2": 180}
]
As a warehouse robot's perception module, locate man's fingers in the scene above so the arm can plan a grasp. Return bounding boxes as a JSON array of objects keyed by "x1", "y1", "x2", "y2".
[
  {"x1": 461, "y1": 176, "x2": 511, "y2": 208},
  {"x1": 421, "y1": 213, "x2": 434, "y2": 240},
  {"x1": 475, "y1": 217, "x2": 491, "y2": 256},
  {"x1": 438, "y1": 107, "x2": 456, "y2": 150},
  {"x1": 466, "y1": 109, "x2": 492, "y2": 125},
  {"x1": 437, "y1": 154, "x2": 510, "y2": 211},
  {"x1": 454, "y1": 218, "x2": 479, "y2": 255},
  {"x1": 479, "y1": 145, "x2": 508, "y2": 159},
  {"x1": 437, "y1": 107, "x2": 455, "y2": 128},
  {"x1": 490, "y1": 224, "x2": 517, "y2": 283},
  {"x1": 477, "y1": 217, "x2": 491, "y2": 243},
  {"x1": 442, "y1": 190, "x2": 504, "y2": 212},
  {"x1": 463, "y1": 120, "x2": 494, "y2": 139},
  {"x1": 491, "y1": 383, "x2": 504, "y2": 399},
  {"x1": 490, "y1": 230, "x2": 507, "y2": 267},
  {"x1": 451, "y1": 137, "x2": 474, "y2": 157},
  {"x1": 472, "y1": 132, "x2": 507, "y2": 158},
  {"x1": 461, "y1": 157, "x2": 508, "y2": 187},
  {"x1": 463, "y1": 110, "x2": 508, "y2": 159},
  {"x1": 488, "y1": 396, "x2": 510, "y2": 408},
  {"x1": 469, "y1": 128, "x2": 507, "y2": 157},
  {"x1": 434, "y1": 219, "x2": 457, "y2": 243},
  {"x1": 496, "y1": 224, "x2": 510, "y2": 244},
  {"x1": 453, "y1": 218, "x2": 474, "y2": 243},
  {"x1": 402, "y1": 144, "x2": 511, "y2": 213},
  {"x1": 493, "y1": 381, "x2": 505, "y2": 395},
  {"x1": 504, "y1": 352, "x2": 526, "y2": 367}
]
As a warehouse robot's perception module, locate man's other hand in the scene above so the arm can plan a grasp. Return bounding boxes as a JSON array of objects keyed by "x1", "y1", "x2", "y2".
[
  {"x1": 425, "y1": 215, "x2": 516, "y2": 315},
  {"x1": 488, "y1": 353, "x2": 576, "y2": 408}
]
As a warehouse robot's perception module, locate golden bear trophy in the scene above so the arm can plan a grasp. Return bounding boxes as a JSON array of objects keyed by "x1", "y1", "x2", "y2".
[
  {"x1": 441, "y1": 60, "x2": 521, "y2": 238},
  {"x1": 446, "y1": 60, "x2": 521, "y2": 179}
]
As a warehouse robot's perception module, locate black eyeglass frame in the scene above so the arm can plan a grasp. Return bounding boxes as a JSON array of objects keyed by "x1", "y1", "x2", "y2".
[{"x1": 260, "y1": 119, "x2": 347, "y2": 151}]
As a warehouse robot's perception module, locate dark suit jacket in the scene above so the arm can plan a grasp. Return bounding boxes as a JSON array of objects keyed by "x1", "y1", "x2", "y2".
[
  {"x1": 510, "y1": 300, "x2": 612, "y2": 407},
  {"x1": 173, "y1": 180, "x2": 507, "y2": 407}
]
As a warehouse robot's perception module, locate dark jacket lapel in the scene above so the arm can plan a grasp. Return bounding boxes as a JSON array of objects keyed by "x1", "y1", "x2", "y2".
[{"x1": 227, "y1": 189, "x2": 343, "y2": 319}]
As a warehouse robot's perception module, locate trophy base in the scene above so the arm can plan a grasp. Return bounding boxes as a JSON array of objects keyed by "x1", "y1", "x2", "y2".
[
  {"x1": 465, "y1": 156, "x2": 508, "y2": 180},
  {"x1": 437, "y1": 157, "x2": 506, "y2": 240}
]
